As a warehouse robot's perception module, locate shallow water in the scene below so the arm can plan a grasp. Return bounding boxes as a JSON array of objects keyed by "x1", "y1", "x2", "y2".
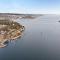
[{"x1": 0, "y1": 14, "x2": 60, "y2": 60}]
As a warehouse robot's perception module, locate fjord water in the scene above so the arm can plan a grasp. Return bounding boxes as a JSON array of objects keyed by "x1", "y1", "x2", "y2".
[{"x1": 0, "y1": 14, "x2": 60, "y2": 60}]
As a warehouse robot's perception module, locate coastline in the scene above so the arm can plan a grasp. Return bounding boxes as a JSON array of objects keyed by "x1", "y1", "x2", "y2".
[{"x1": 0, "y1": 19, "x2": 25, "y2": 48}]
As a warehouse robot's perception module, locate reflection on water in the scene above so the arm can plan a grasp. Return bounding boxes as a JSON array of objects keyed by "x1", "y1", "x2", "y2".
[{"x1": 0, "y1": 20, "x2": 25, "y2": 48}]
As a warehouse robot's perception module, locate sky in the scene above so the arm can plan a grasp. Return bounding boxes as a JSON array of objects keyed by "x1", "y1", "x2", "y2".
[{"x1": 0, "y1": 0, "x2": 60, "y2": 14}]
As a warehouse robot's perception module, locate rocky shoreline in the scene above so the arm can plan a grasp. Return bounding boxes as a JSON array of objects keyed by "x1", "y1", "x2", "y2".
[{"x1": 0, "y1": 20, "x2": 25, "y2": 48}]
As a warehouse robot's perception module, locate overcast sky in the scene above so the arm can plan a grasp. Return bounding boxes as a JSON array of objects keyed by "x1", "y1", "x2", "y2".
[{"x1": 0, "y1": 0, "x2": 60, "y2": 14}]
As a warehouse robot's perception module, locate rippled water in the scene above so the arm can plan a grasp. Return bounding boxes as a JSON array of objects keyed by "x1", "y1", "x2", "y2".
[{"x1": 0, "y1": 14, "x2": 60, "y2": 60}]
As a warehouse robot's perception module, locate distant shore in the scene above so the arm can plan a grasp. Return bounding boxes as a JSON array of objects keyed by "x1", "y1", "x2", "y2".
[{"x1": 0, "y1": 13, "x2": 41, "y2": 20}]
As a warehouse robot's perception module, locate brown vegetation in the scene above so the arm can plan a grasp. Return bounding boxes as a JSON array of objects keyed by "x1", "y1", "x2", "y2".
[{"x1": 0, "y1": 20, "x2": 25, "y2": 48}]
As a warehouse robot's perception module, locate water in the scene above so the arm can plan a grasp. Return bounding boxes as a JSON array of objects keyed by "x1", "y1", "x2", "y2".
[{"x1": 0, "y1": 14, "x2": 60, "y2": 60}]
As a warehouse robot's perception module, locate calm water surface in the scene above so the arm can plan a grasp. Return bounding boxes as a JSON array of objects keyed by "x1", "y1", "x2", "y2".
[{"x1": 0, "y1": 14, "x2": 60, "y2": 60}]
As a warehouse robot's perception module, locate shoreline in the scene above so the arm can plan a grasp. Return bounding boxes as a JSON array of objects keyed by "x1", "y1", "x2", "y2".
[{"x1": 0, "y1": 19, "x2": 25, "y2": 48}]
